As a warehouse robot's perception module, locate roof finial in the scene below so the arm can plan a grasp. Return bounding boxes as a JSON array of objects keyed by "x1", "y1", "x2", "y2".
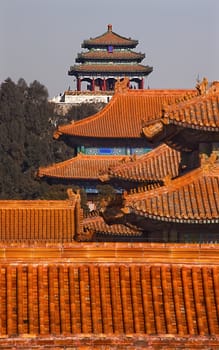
[{"x1": 108, "y1": 24, "x2": 112, "y2": 32}]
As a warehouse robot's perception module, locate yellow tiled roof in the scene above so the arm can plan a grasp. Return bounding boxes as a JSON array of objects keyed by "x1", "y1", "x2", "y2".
[
  {"x1": 0, "y1": 197, "x2": 83, "y2": 242},
  {"x1": 0, "y1": 261, "x2": 219, "y2": 339},
  {"x1": 100, "y1": 144, "x2": 180, "y2": 183},
  {"x1": 55, "y1": 88, "x2": 196, "y2": 140},
  {"x1": 38, "y1": 154, "x2": 130, "y2": 179},
  {"x1": 143, "y1": 87, "x2": 219, "y2": 143},
  {"x1": 122, "y1": 156, "x2": 219, "y2": 223}
]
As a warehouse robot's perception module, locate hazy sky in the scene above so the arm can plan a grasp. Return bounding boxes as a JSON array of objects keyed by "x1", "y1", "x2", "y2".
[{"x1": 0, "y1": 0, "x2": 218, "y2": 97}]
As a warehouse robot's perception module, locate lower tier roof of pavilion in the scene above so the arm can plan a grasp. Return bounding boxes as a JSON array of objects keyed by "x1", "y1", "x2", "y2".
[
  {"x1": 142, "y1": 80, "x2": 219, "y2": 150},
  {"x1": 37, "y1": 153, "x2": 131, "y2": 180},
  {"x1": 54, "y1": 80, "x2": 196, "y2": 147},
  {"x1": 101, "y1": 154, "x2": 219, "y2": 231},
  {"x1": 1, "y1": 243, "x2": 219, "y2": 349},
  {"x1": 69, "y1": 63, "x2": 153, "y2": 77},
  {"x1": 99, "y1": 143, "x2": 181, "y2": 184}
]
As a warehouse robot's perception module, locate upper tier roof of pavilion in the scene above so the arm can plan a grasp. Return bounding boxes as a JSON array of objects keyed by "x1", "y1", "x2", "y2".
[
  {"x1": 81, "y1": 24, "x2": 138, "y2": 48},
  {"x1": 143, "y1": 80, "x2": 219, "y2": 149},
  {"x1": 54, "y1": 80, "x2": 196, "y2": 145}
]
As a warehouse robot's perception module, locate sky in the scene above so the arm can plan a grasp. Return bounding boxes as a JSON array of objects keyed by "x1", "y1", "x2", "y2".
[{"x1": 0, "y1": 0, "x2": 218, "y2": 98}]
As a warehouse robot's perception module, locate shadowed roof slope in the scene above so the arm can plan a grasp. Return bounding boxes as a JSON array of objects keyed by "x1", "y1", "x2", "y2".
[
  {"x1": 99, "y1": 144, "x2": 181, "y2": 183},
  {"x1": 54, "y1": 86, "x2": 196, "y2": 141},
  {"x1": 38, "y1": 154, "x2": 130, "y2": 180},
  {"x1": 81, "y1": 212, "x2": 143, "y2": 241}
]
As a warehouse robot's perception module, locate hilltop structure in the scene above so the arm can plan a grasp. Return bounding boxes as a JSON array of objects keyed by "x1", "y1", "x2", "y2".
[
  {"x1": 53, "y1": 24, "x2": 153, "y2": 105},
  {"x1": 69, "y1": 24, "x2": 153, "y2": 92}
]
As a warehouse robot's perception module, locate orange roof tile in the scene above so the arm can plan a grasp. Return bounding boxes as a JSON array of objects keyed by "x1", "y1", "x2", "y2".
[
  {"x1": 76, "y1": 50, "x2": 145, "y2": 62},
  {"x1": 100, "y1": 144, "x2": 181, "y2": 183},
  {"x1": 55, "y1": 87, "x2": 196, "y2": 141},
  {"x1": 81, "y1": 213, "x2": 143, "y2": 241},
  {"x1": 143, "y1": 88, "x2": 219, "y2": 143},
  {"x1": 38, "y1": 153, "x2": 130, "y2": 180},
  {"x1": 82, "y1": 24, "x2": 138, "y2": 48},
  {"x1": 1, "y1": 261, "x2": 219, "y2": 342},
  {"x1": 120, "y1": 155, "x2": 219, "y2": 224},
  {"x1": 0, "y1": 196, "x2": 83, "y2": 242}
]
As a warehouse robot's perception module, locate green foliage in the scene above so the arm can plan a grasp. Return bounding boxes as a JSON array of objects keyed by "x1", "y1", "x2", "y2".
[{"x1": 0, "y1": 78, "x2": 72, "y2": 199}]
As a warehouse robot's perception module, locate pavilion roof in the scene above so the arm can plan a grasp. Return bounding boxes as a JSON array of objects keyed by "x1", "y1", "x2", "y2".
[
  {"x1": 81, "y1": 24, "x2": 138, "y2": 48},
  {"x1": 76, "y1": 50, "x2": 145, "y2": 62},
  {"x1": 119, "y1": 154, "x2": 219, "y2": 224},
  {"x1": 1, "y1": 259, "x2": 219, "y2": 346},
  {"x1": 99, "y1": 144, "x2": 181, "y2": 183},
  {"x1": 143, "y1": 82, "x2": 219, "y2": 145},
  {"x1": 38, "y1": 153, "x2": 131, "y2": 180},
  {"x1": 54, "y1": 82, "x2": 196, "y2": 141},
  {"x1": 0, "y1": 193, "x2": 83, "y2": 242},
  {"x1": 68, "y1": 63, "x2": 152, "y2": 75}
]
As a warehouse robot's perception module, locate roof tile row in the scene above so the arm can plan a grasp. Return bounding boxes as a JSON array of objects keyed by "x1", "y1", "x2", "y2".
[
  {"x1": 143, "y1": 88, "x2": 219, "y2": 142},
  {"x1": 101, "y1": 144, "x2": 180, "y2": 183},
  {"x1": 0, "y1": 262, "x2": 219, "y2": 337},
  {"x1": 123, "y1": 158, "x2": 219, "y2": 223},
  {"x1": 0, "y1": 198, "x2": 82, "y2": 242},
  {"x1": 38, "y1": 154, "x2": 131, "y2": 180}
]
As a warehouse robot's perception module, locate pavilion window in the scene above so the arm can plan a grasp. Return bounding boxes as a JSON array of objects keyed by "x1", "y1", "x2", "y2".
[{"x1": 108, "y1": 45, "x2": 113, "y2": 53}]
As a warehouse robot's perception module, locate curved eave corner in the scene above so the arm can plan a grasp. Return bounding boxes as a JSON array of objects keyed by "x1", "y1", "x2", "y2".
[
  {"x1": 142, "y1": 121, "x2": 164, "y2": 142},
  {"x1": 53, "y1": 129, "x2": 63, "y2": 140}
]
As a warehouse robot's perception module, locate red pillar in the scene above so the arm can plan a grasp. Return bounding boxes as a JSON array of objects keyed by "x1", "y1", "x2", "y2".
[
  {"x1": 139, "y1": 78, "x2": 144, "y2": 89},
  {"x1": 103, "y1": 79, "x2": 106, "y2": 91},
  {"x1": 77, "y1": 78, "x2": 81, "y2": 91},
  {"x1": 91, "y1": 78, "x2": 95, "y2": 91}
]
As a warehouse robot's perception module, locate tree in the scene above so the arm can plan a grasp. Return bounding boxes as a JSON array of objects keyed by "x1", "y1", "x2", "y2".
[{"x1": 0, "y1": 78, "x2": 72, "y2": 199}]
